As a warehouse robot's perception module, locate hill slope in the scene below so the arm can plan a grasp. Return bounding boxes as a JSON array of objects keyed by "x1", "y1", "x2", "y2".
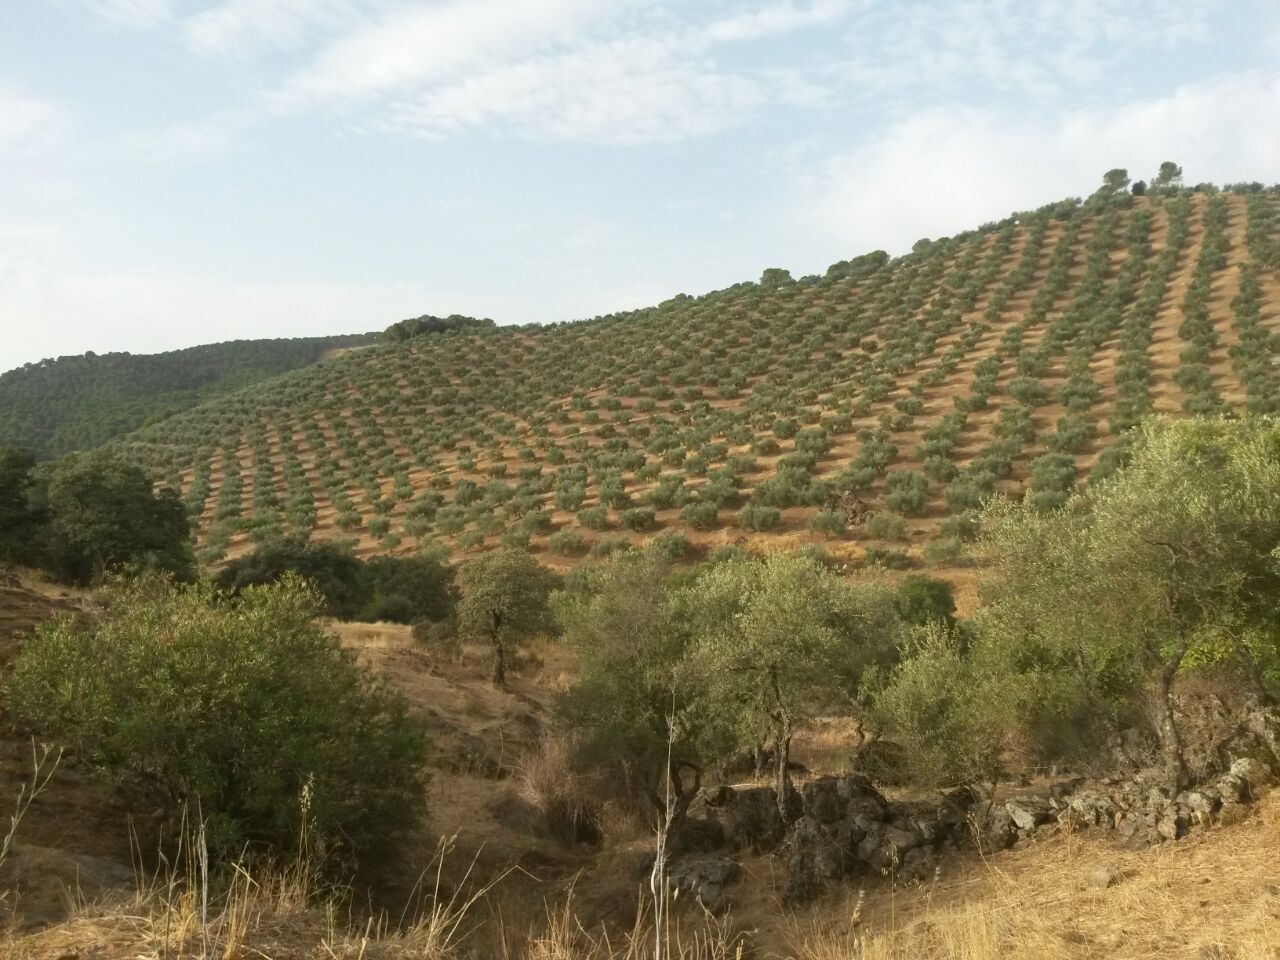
[
  {"x1": 0, "y1": 333, "x2": 377, "y2": 458},
  {"x1": 114, "y1": 187, "x2": 1280, "y2": 569}
]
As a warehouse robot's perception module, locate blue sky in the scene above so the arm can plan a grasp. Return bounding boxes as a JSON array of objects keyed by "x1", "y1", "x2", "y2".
[{"x1": 2, "y1": 0, "x2": 1278, "y2": 372}]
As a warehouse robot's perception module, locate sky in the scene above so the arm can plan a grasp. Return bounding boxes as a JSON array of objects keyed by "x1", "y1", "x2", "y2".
[{"x1": 1, "y1": 1, "x2": 1279, "y2": 373}]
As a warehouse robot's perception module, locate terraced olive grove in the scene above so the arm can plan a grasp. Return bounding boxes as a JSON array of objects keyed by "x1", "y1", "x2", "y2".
[{"x1": 111, "y1": 184, "x2": 1280, "y2": 572}]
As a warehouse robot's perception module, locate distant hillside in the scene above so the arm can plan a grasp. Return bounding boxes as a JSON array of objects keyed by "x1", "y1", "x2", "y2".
[
  {"x1": 114, "y1": 182, "x2": 1280, "y2": 570},
  {"x1": 0, "y1": 334, "x2": 377, "y2": 457}
]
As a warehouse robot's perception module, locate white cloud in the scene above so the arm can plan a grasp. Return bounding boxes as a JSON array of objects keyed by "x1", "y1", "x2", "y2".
[
  {"x1": 377, "y1": 37, "x2": 766, "y2": 144},
  {"x1": 71, "y1": 0, "x2": 173, "y2": 28},
  {"x1": 0, "y1": 81, "x2": 70, "y2": 148},
  {"x1": 272, "y1": 0, "x2": 621, "y2": 109},
  {"x1": 839, "y1": 0, "x2": 1223, "y2": 102},
  {"x1": 805, "y1": 70, "x2": 1280, "y2": 254},
  {"x1": 183, "y1": 0, "x2": 361, "y2": 60}
]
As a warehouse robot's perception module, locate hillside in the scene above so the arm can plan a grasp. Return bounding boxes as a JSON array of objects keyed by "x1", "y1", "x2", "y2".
[
  {"x1": 0, "y1": 333, "x2": 378, "y2": 458},
  {"x1": 113, "y1": 186, "x2": 1280, "y2": 570}
]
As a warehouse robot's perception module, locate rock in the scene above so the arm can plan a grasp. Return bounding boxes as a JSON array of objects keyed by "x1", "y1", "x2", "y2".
[
  {"x1": 1215, "y1": 773, "x2": 1247, "y2": 804},
  {"x1": 1005, "y1": 795, "x2": 1053, "y2": 833},
  {"x1": 1230, "y1": 756, "x2": 1275, "y2": 791},
  {"x1": 802, "y1": 776, "x2": 846, "y2": 824},
  {"x1": 1065, "y1": 790, "x2": 1119, "y2": 828},
  {"x1": 1184, "y1": 790, "x2": 1221, "y2": 818},
  {"x1": 687, "y1": 785, "x2": 784, "y2": 851},
  {"x1": 1156, "y1": 806, "x2": 1188, "y2": 842},
  {"x1": 1048, "y1": 777, "x2": 1086, "y2": 807},
  {"x1": 667, "y1": 857, "x2": 739, "y2": 913},
  {"x1": 1086, "y1": 864, "x2": 1123, "y2": 889},
  {"x1": 938, "y1": 785, "x2": 982, "y2": 828},
  {"x1": 982, "y1": 804, "x2": 1018, "y2": 850}
]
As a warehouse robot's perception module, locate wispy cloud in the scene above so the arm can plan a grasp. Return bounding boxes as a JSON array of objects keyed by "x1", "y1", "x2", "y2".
[
  {"x1": 0, "y1": 80, "x2": 71, "y2": 148},
  {"x1": 182, "y1": 0, "x2": 364, "y2": 60},
  {"x1": 69, "y1": 0, "x2": 173, "y2": 28},
  {"x1": 803, "y1": 70, "x2": 1280, "y2": 254}
]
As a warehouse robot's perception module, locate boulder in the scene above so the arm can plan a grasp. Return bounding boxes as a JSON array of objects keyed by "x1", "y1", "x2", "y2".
[
  {"x1": 802, "y1": 776, "x2": 847, "y2": 824},
  {"x1": 1005, "y1": 795, "x2": 1053, "y2": 833},
  {"x1": 668, "y1": 857, "x2": 739, "y2": 913},
  {"x1": 687, "y1": 785, "x2": 784, "y2": 851}
]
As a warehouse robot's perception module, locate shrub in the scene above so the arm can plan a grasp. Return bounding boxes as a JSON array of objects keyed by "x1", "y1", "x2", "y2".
[
  {"x1": 548, "y1": 529, "x2": 585, "y2": 555},
  {"x1": 894, "y1": 575, "x2": 956, "y2": 626},
  {"x1": 619, "y1": 508, "x2": 656, "y2": 532},
  {"x1": 885, "y1": 470, "x2": 929, "y2": 516},
  {"x1": 577, "y1": 506, "x2": 610, "y2": 530},
  {"x1": 737, "y1": 503, "x2": 782, "y2": 531},
  {"x1": 645, "y1": 530, "x2": 691, "y2": 562},
  {"x1": 808, "y1": 509, "x2": 847, "y2": 538},
  {"x1": 680, "y1": 501, "x2": 719, "y2": 531},
  {"x1": 863, "y1": 511, "x2": 905, "y2": 541},
  {"x1": 863, "y1": 546, "x2": 913, "y2": 569},
  {"x1": 6, "y1": 576, "x2": 427, "y2": 866}
]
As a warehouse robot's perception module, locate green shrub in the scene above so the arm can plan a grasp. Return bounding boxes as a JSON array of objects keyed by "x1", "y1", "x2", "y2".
[
  {"x1": 863, "y1": 546, "x2": 913, "y2": 569},
  {"x1": 645, "y1": 530, "x2": 691, "y2": 562},
  {"x1": 737, "y1": 503, "x2": 782, "y2": 531},
  {"x1": 885, "y1": 470, "x2": 929, "y2": 516},
  {"x1": 548, "y1": 529, "x2": 585, "y2": 555},
  {"x1": 619, "y1": 508, "x2": 656, "y2": 532},
  {"x1": 808, "y1": 509, "x2": 847, "y2": 538},
  {"x1": 577, "y1": 505, "x2": 610, "y2": 530},
  {"x1": 6, "y1": 576, "x2": 427, "y2": 867},
  {"x1": 863, "y1": 511, "x2": 906, "y2": 541},
  {"x1": 680, "y1": 501, "x2": 719, "y2": 531},
  {"x1": 894, "y1": 575, "x2": 956, "y2": 626}
]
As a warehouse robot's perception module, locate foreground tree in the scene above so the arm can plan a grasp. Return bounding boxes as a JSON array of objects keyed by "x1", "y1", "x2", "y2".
[
  {"x1": 457, "y1": 549, "x2": 554, "y2": 687},
  {"x1": 557, "y1": 549, "x2": 711, "y2": 852},
  {"x1": 0, "y1": 447, "x2": 41, "y2": 565},
  {"x1": 980, "y1": 417, "x2": 1280, "y2": 788},
  {"x1": 6, "y1": 575, "x2": 427, "y2": 867},
  {"x1": 682, "y1": 552, "x2": 898, "y2": 822},
  {"x1": 29, "y1": 450, "x2": 193, "y2": 584}
]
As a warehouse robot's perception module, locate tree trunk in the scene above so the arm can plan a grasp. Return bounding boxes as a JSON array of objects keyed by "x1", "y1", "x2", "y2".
[
  {"x1": 490, "y1": 634, "x2": 506, "y2": 688},
  {"x1": 1155, "y1": 663, "x2": 1188, "y2": 790},
  {"x1": 775, "y1": 725, "x2": 795, "y2": 825},
  {"x1": 489, "y1": 611, "x2": 505, "y2": 688}
]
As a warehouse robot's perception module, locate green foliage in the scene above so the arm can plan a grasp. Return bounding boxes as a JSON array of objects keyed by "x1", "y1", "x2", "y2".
[
  {"x1": 894, "y1": 575, "x2": 956, "y2": 627},
  {"x1": 6, "y1": 575, "x2": 427, "y2": 866},
  {"x1": 869, "y1": 622, "x2": 1007, "y2": 786},
  {"x1": 218, "y1": 537, "x2": 454, "y2": 625},
  {"x1": 0, "y1": 447, "x2": 41, "y2": 564},
  {"x1": 24, "y1": 450, "x2": 194, "y2": 585},
  {"x1": 0, "y1": 334, "x2": 376, "y2": 458},
  {"x1": 979, "y1": 417, "x2": 1280, "y2": 783},
  {"x1": 737, "y1": 503, "x2": 781, "y2": 532},
  {"x1": 456, "y1": 549, "x2": 556, "y2": 685}
]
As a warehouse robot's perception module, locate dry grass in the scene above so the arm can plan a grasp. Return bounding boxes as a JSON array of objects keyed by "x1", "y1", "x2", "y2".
[{"x1": 782, "y1": 793, "x2": 1280, "y2": 960}]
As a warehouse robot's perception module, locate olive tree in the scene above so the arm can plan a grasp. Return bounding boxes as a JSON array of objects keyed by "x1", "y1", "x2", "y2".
[
  {"x1": 681, "y1": 552, "x2": 897, "y2": 822},
  {"x1": 980, "y1": 417, "x2": 1280, "y2": 788},
  {"x1": 556, "y1": 550, "x2": 713, "y2": 852},
  {"x1": 456, "y1": 549, "x2": 555, "y2": 687}
]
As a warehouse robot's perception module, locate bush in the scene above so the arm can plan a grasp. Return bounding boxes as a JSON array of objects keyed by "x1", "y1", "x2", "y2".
[
  {"x1": 808, "y1": 509, "x2": 847, "y2": 538},
  {"x1": 618, "y1": 508, "x2": 656, "y2": 532},
  {"x1": 576, "y1": 505, "x2": 610, "y2": 530},
  {"x1": 680, "y1": 501, "x2": 719, "y2": 531},
  {"x1": 6, "y1": 576, "x2": 427, "y2": 866},
  {"x1": 863, "y1": 511, "x2": 905, "y2": 541},
  {"x1": 863, "y1": 546, "x2": 913, "y2": 569},
  {"x1": 737, "y1": 503, "x2": 782, "y2": 531},
  {"x1": 218, "y1": 538, "x2": 455, "y2": 625},
  {"x1": 548, "y1": 529, "x2": 585, "y2": 555},
  {"x1": 894, "y1": 575, "x2": 956, "y2": 626},
  {"x1": 645, "y1": 529, "x2": 691, "y2": 562},
  {"x1": 884, "y1": 470, "x2": 928, "y2": 515}
]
